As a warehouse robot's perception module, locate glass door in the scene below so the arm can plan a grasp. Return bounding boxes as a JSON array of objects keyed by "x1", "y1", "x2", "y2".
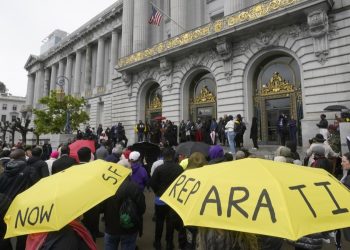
[{"x1": 265, "y1": 98, "x2": 290, "y2": 144}]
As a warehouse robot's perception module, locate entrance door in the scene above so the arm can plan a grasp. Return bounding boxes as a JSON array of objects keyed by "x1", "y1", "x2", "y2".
[{"x1": 266, "y1": 98, "x2": 290, "y2": 143}]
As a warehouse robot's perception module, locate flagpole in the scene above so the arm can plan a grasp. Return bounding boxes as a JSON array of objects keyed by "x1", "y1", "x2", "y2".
[{"x1": 149, "y1": 1, "x2": 186, "y2": 32}]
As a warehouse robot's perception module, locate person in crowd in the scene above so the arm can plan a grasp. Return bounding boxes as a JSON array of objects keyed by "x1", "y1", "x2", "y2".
[
  {"x1": 340, "y1": 152, "x2": 350, "y2": 185},
  {"x1": 187, "y1": 152, "x2": 207, "y2": 170},
  {"x1": 51, "y1": 144, "x2": 77, "y2": 174},
  {"x1": 0, "y1": 149, "x2": 11, "y2": 170},
  {"x1": 210, "y1": 118, "x2": 218, "y2": 145},
  {"x1": 277, "y1": 114, "x2": 288, "y2": 146},
  {"x1": 116, "y1": 122, "x2": 128, "y2": 147},
  {"x1": 26, "y1": 217, "x2": 97, "y2": 250},
  {"x1": 195, "y1": 119, "x2": 203, "y2": 142},
  {"x1": 306, "y1": 134, "x2": 339, "y2": 166},
  {"x1": 144, "y1": 121, "x2": 150, "y2": 142},
  {"x1": 217, "y1": 117, "x2": 226, "y2": 146},
  {"x1": 208, "y1": 145, "x2": 226, "y2": 164},
  {"x1": 285, "y1": 140, "x2": 300, "y2": 160},
  {"x1": 0, "y1": 193, "x2": 12, "y2": 250},
  {"x1": 25, "y1": 146, "x2": 32, "y2": 160},
  {"x1": 45, "y1": 150, "x2": 59, "y2": 175},
  {"x1": 96, "y1": 140, "x2": 108, "y2": 160},
  {"x1": 288, "y1": 116, "x2": 298, "y2": 145},
  {"x1": 316, "y1": 114, "x2": 329, "y2": 140},
  {"x1": 250, "y1": 117, "x2": 259, "y2": 149},
  {"x1": 27, "y1": 147, "x2": 49, "y2": 185},
  {"x1": 196, "y1": 228, "x2": 258, "y2": 250},
  {"x1": 97, "y1": 124, "x2": 103, "y2": 138},
  {"x1": 311, "y1": 147, "x2": 333, "y2": 173},
  {"x1": 42, "y1": 141, "x2": 52, "y2": 161},
  {"x1": 234, "y1": 114, "x2": 246, "y2": 148},
  {"x1": 105, "y1": 144, "x2": 123, "y2": 163},
  {"x1": 235, "y1": 150, "x2": 247, "y2": 160},
  {"x1": 99, "y1": 130, "x2": 108, "y2": 144},
  {"x1": 77, "y1": 147, "x2": 103, "y2": 241},
  {"x1": 136, "y1": 120, "x2": 146, "y2": 142},
  {"x1": 179, "y1": 120, "x2": 187, "y2": 143},
  {"x1": 128, "y1": 151, "x2": 148, "y2": 191},
  {"x1": 149, "y1": 147, "x2": 186, "y2": 250},
  {"x1": 103, "y1": 172, "x2": 146, "y2": 250},
  {"x1": 225, "y1": 115, "x2": 236, "y2": 155},
  {"x1": 274, "y1": 146, "x2": 293, "y2": 163}
]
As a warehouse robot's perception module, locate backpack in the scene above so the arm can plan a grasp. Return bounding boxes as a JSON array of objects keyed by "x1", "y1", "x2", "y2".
[{"x1": 119, "y1": 198, "x2": 140, "y2": 229}]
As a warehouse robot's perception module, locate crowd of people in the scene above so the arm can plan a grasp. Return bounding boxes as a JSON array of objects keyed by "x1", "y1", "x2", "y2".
[{"x1": 0, "y1": 111, "x2": 349, "y2": 250}]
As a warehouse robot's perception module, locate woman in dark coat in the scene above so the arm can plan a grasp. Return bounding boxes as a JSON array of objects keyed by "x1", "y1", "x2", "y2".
[{"x1": 250, "y1": 117, "x2": 259, "y2": 149}]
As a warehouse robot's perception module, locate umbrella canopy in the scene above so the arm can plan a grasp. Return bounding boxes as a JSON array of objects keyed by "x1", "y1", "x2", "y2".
[
  {"x1": 69, "y1": 140, "x2": 95, "y2": 162},
  {"x1": 152, "y1": 116, "x2": 166, "y2": 121},
  {"x1": 176, "y1": 141, "x2": 210, "y2": 157},
  {"x1": 161, "y1": 158, "x2": 350, "y2": 241},
  {"x1": 4, "y1": 160, "x2": 130, "y2": 238},
  {"x1": 324, "y1": 105, "x2": 348, "y2": 111},
  {"x1": 131, "y1": 141, "x2": 161, "y2": 158}
]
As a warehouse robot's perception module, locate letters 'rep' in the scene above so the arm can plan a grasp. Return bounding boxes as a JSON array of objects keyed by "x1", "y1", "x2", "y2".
[{"x1": 168, "y1": 175, "x2": 201, "y2": 205}]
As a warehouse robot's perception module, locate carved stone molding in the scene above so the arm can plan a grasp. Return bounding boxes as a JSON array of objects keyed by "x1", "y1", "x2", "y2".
[
  {"x1": 121, "y1": 72, "x2": 132, "y2": 96},
  {"x1": 308, "y1": 9, "x2": 330, "y2": 64},
  {"x1": 215, "y1": 38, "x2": 232, "y2": 61},
  {"x1": 159, "y1": 57, "x2": 173, "y2": 77},
  {"x1": 215, "y1": 38, "x2": 233, "y2": 80}
]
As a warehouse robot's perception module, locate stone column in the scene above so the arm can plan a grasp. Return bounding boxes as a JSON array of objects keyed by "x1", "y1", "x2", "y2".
[
  {"x1": 121, "y1": 0, "x2": 134, "y2": 57},
  {"x1": 25, "y1": 74, "x2": 35, "y2": 107},
  {"x1": 195, "y1": 0, "x2": 204, "y2": 27},
  {"x1": 50, "y1": 64, "x2": 57, "y2": 93},
  {"x1": 33, "y1": 69, "x2": 43, "y2": 107},
  {"x1": 44, "y1": 68, "x2": 50, "y2": 97},
  {"x1": 133, "y1": 0, "x2": 148, "y2": 52},
  {"x1": 95, "y1": 38, "x2": 105, "y2": 87},
  {"x1": 57, "y1": 59, "x2": 65, "y2": 90},
  {"x1": 170, "y1": 0, "x2": 187, "y2": 37},
  {"x1": 110, "y1": 30, "x2": 119, "y2": 80},
  {"x1": 73, "y1": 50, "x2": 82, "y2": 95},
  {"x1": 85, "y1": 45, "x2": 92, "y2": 91},
  {"x1": 65, "y1": 56, "x2": 73, "y2": 93},
  {"x1": 224, "y1": 0, "x2": 244, "y2": 16}
]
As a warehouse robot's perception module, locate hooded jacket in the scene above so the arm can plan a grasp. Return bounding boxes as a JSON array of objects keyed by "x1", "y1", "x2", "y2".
[{"x1": 0, "y1": 159, "x2": 28, "y2": 198}]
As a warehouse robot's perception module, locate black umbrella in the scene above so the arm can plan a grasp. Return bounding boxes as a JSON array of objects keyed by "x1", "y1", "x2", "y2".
[
  {"x1": 176, "y1": 141, "x2": 210, "y2": 157},
  {"x1": 131, "y1": 141, "x2": 161, "y2": 158},
  {"x1": 324, "y1": 105, "x2": 349, "y2": 111}
]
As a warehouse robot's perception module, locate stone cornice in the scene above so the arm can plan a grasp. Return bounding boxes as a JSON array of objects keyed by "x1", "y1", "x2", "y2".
[{"x1": 117, "y1": 0, "x2": 333, "y2": 70}]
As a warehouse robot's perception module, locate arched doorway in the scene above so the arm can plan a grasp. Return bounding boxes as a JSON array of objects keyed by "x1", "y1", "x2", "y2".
[
  {"x1": 145, "y1": 83, "x2": 162, "y2": 121},
  {"x1": 253, "y1": 55, "x2": 303, "y2": 145},
  {"x1": 189, "y1": 72, "x2": 217, "y2": 122}
]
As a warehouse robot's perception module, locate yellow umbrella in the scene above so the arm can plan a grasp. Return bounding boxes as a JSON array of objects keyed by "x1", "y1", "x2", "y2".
[
  {"x1": 160, "y1": 158, "x2": 350, "y2": 241},
  {"x1": 4, "y1": 159, "x2": 130, "y2": 238}
]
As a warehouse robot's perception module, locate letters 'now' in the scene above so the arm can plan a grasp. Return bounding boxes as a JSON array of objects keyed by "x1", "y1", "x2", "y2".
[{"x1": 15, "y1": 204, "x2": 54, "y2": 228}]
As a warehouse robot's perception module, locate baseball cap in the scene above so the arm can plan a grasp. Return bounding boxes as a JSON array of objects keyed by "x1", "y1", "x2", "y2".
[{"x1": 129, "y1": 151, "x2": 140, "y2": 161}]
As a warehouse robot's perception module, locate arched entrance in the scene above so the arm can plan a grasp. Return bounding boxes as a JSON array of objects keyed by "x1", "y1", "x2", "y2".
[
  {"x1": 188, "y1": 71, "x2": 217, "y2": 122},
  {"x1": 253, "y1": 55, "x2": 303, "y2": 145},
  {"x1": 145, "y1": 83, "x2": 162, "y2": 121}
]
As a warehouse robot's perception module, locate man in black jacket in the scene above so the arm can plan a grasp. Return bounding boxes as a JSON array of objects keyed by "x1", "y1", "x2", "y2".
[
  {"x1": 149, "y1": 147, "x2": 185, "y2": 250},
  {"x1": 27, "y1": 147, "x2": 49, "y2": 186},
  {"x1": 103, "y1": 176, "x2": 146, "y2": 250},
  {"x1": 51, "y1": 144, "x2": 77, "y2": 174}
]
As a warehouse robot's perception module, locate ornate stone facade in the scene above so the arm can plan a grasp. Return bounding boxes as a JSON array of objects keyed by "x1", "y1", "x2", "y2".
[{"x1": 25, "y1": 0, "x2": 350, "y2": 146}]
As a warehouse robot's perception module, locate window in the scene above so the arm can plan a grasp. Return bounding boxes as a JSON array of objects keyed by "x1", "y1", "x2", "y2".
[
  {"x1": 1, "y1": 115, "x2": 6, "y2": 122},
  {"x1": 2, "y1": 104, "x2": 7, "y2": 110},
  {"x1": 12, "y1": 105, "x2": 17, "y2": 111},
  {"x1": 12, "y1": 116, "x2": 17, "y2": 122}
]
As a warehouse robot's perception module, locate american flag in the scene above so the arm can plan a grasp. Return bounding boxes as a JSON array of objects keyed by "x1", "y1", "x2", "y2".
[{"x1": 148, "y1": 5, "x2": 163, "y2": 26}]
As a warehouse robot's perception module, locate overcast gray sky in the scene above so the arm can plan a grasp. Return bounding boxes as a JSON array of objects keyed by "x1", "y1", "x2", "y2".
[{"x1": 0, "y1": 0, "x2": 117, "y2": 97}]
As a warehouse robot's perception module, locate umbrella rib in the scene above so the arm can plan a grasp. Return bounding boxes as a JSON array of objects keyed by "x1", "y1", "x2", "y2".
[{"x1": 259, "y1": 162, "x2": 296, "y2": 239}]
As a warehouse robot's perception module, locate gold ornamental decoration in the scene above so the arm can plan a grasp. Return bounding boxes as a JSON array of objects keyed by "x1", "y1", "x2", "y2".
[
  {"x1": 117, "y1": 0, "x2": 300, "y2": 68},
  {"x1": 149, "y1": 95, "x2": 162, "y2": 110},
  {"x1": 192, "y1": 86, "x2": 216, "y2": 104},
  {"x1": 260, "y1": 72, "x2": 295, "y2": 96}
]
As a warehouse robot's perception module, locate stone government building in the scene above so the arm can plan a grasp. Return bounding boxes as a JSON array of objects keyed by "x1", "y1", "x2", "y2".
[{"x1": 24, "y1": 0, "x2": 350, "y2": 146}]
